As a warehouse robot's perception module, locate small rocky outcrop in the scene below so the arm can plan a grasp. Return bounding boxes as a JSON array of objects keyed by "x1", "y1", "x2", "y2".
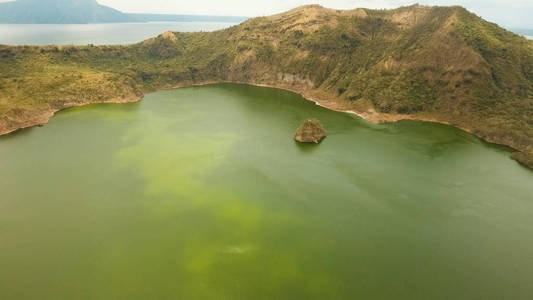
[{"x1": 294, "y1": 119, "x2": 327, "y2": 143}]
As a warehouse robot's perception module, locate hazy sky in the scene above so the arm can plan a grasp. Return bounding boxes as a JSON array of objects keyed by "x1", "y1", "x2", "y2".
[{"x1": 1, "y1": 0, "x2": 531, "y2": 28}]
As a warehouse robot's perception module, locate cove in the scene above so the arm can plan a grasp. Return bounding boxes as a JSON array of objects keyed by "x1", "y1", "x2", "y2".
[{"x1": 1, "y1": 83, "x2": 532, "y2": 299}]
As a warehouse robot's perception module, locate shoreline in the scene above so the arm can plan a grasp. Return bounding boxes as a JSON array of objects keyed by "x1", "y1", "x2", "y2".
[
  {"x1": 0, "y1": 94, "x2": 143, "y2": 136},
  {"x1": 1, "y1": 80, "x2": 530, "y2": 169}
]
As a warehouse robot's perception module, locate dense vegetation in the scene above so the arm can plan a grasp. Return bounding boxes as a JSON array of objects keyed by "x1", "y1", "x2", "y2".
[{"x1": 0, "y1": 4, "x2": 532, "y2": 168}]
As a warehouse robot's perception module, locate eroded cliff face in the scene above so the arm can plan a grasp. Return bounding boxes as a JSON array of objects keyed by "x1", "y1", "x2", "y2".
[{"x1": 0, "y1": 4, "x2": 532, "y2": 167}]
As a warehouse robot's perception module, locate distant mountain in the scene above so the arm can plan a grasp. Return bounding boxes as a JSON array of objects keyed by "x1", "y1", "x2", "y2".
[
  {"x1": 0, "y1": 0, "x2": 136, "y2": 23},
  {"x1": 0, "y1": 0, "x2": 248, "y2": 24}
]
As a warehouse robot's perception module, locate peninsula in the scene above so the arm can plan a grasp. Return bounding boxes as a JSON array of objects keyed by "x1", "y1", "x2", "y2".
[{"x1": 0, "y1": 5, "x2": 532, "y2": 168}]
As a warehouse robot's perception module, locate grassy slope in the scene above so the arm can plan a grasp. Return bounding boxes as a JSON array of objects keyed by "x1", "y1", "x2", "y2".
[{"x1": 0, "y1": 4, "x2": 532, "y2": 168}]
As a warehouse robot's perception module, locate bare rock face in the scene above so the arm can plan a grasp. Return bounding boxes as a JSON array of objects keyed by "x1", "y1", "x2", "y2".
[{"x1": 294, "y1": 119, "x2": 327, "y2": 143}]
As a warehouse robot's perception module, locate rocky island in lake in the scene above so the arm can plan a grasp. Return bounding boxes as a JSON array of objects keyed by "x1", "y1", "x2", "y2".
[{"x1": 294, "y1": 119, "x2": 327, "y2": 143}]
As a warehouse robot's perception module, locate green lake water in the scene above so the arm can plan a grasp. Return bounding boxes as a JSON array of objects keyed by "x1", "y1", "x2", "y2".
[{"x1": 1, "y1": 84, "x2": 532, "y2": 299}]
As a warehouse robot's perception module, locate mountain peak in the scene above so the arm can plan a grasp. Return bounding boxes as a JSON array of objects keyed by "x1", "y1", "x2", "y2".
[{"x1": 0, "y1": 0, "x2": 135, "y2": 23}]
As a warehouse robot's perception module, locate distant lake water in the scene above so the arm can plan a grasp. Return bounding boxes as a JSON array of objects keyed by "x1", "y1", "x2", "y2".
[
  {"x1": 0, "y1": 22, "x2": 238, "y2": 45},
  {"x1": 527, "y1": 35, "x2": 533, "y2": 40}
]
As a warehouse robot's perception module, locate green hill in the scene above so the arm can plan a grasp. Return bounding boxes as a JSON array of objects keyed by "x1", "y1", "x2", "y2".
[{"x1": 1, "y1": 4, "x2": 532, "y2": 168}]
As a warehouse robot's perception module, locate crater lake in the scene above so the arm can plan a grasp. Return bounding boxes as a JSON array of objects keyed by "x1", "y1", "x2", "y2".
[{"x1": 1, "y1": 84, "x2": 532, "y2": 299}]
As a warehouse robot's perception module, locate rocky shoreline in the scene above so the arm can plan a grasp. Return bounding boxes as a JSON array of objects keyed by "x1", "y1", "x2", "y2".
[
  {"x1": 0, "y1": 94, "x2": 142, "y2": 136},
  {"x1": 1, "y1": 81, "x2": 531, "y2": 170}
]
